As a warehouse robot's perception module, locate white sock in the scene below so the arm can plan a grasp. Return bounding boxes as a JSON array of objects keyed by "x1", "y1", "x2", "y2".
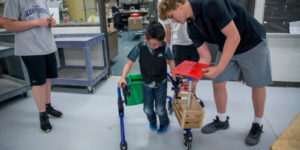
[
  {"x1": 253, "y1": 117, "x2": 262, "y2": 126},
  {"x1": 217, "y1": 113, "x2": 227, "y2": 122}
]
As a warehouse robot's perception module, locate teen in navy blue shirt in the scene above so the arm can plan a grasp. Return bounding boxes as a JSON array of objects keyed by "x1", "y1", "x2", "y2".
[{"x1": 159, "y1": 0, "x2": 272, "y2": 146}]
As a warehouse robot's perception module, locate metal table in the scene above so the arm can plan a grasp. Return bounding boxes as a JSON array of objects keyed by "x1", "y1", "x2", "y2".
[
  {"x1": 0, "y1": 42, "x2": 30, "y2": 103},
  {"x1": 53, "y1": 33, "x2": 109, "y2": 93}
]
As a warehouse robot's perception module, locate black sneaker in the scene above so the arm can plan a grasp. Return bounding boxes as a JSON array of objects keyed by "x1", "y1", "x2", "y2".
[
  {"x1": 245, "y1": 123, "x2": 263, "y2": 146},
  {"x1": 194, "y1": 94, "x2": 205, "y2": 108},
  {"x1": 46, "y1": 105, "x2": 63, "y2": 118},
  {"x1": 40, "y1": 116, "x2": 52, "y2": 133},
  {"x1": 201, "y1": 116, "x2": 229, "y2": 134}
]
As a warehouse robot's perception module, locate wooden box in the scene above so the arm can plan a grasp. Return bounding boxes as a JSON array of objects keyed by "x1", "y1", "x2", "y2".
[
  {"x1": 173, "y1": 92, "x2": 205, "y2": 129},
  {"x1": 128, "y1": 17, "x2": 143, "y2": 31},
  {"x1": 270, "y1": 113, "x2": 300, "y2": 150}
]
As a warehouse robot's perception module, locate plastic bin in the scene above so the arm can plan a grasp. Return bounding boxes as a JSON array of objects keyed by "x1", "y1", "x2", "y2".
[{"x1": 126, "y1": 73, "x2": 143, "y2": 106}]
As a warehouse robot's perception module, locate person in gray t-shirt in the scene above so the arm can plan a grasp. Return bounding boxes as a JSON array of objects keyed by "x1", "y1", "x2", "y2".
[{"x1": 4, "y1": 0, "x2": 63, "y2": 133}]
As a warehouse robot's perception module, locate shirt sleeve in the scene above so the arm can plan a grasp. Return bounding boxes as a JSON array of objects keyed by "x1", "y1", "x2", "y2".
[
  {"x1": 206, "y1": 0, "x2": 236, "y2": 30},
  {"x1": 3, "y1": 0, "x2": 20, "y2": 20},
  {"x1": 127, "y1": 44, "x2": 140, "y2": 62},
  {"x1": 165, "y1": 44, "x2": 174, "y2": 60}
]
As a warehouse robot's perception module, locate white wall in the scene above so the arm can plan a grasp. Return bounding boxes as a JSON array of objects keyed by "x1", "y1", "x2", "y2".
[{"x1": 267, "y1": 33, "x2": 300, "y2": 82}]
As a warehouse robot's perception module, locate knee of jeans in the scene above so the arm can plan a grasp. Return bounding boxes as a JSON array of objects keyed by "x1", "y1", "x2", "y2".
[
  {"x1": 144, "y1": 107, "x2": 154, "y2": 115},
  {"x1": 156, "y1": 106, "x2": 166, "y2": 116}
]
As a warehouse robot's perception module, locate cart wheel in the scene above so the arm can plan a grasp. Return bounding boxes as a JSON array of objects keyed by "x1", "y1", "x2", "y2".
[
  {"x1": 104, "y1": 75, "x2": 109, "y2": 79},
  {"x1": 120, "y1": 142, "x2": 127, "y2": 150},
  {"x1": 184, "y1": 141, "x2": 192, "y2": 150},
  {"x1": 87, "y1": 87, "x2": 94, "y2": 93},
  {"x1": 183, "y1": 133, "x2": 193, "y2": 150},
  {"x1": 22, "y1": 92, "x2": 28, "y2": 97}
]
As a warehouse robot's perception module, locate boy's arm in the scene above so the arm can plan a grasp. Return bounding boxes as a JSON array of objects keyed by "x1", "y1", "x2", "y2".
[
  {"x1": 167, "y1": 59, "x2": 176, "y2": 80},
  {"x1": 164, "y1": 23, "x2": 171, "y2": 45},
  {"x1": 118, "y1": 60, "x2": 134, "y2": 88},
  {"x1": 4, "y1": 18, "x2": 51, "y2": 32}
]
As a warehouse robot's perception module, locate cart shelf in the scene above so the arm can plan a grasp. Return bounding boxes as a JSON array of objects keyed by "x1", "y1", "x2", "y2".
[
  {"x1": 0, "y1": 42, "x2": 30, "y2": 103},
  {"x1": 52, "y1": 33, "x2": 109, "y2": 93}
]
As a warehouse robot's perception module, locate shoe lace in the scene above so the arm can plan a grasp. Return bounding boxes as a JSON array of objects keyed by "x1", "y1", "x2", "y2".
[
  {"x1": 210, "y1": 118, "x2": 221, "y2": 126},
  {"x1": 250, "y1": 124, "x2": 263, "y2": 136}
]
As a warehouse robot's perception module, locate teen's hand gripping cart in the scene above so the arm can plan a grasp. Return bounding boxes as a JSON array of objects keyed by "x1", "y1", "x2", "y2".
[{"x1": 170, "y1": 61, "x2": 210, "y2": 150}]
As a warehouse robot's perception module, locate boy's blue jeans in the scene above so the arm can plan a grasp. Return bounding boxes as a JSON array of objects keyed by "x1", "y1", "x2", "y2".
[{"x1": 142, "y1": 81, "x2": 169, "y2": 125}]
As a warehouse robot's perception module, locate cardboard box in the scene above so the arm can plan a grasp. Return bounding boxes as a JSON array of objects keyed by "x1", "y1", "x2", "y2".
[
  {"x1": 289, "y1": 21, "x2": 300, "y2": 34},
  {"x1": 128, "y1": 17, "x2": 143, "y2": 31}
]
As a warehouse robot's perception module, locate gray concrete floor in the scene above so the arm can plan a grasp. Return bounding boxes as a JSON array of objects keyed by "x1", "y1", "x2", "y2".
[{"x1": 0, "y1": 76, "x2": 299, "y2": 150}]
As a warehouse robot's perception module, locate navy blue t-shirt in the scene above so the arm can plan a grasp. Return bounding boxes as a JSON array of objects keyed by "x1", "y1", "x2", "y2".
[{"x1": 187, "y1": 0, "x2": 266, "y2": 55}]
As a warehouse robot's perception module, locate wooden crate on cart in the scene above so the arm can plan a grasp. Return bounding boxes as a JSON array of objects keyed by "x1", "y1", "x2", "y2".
[{"x1": 173, "y1": 92, "x2": 205, "y2": 129}]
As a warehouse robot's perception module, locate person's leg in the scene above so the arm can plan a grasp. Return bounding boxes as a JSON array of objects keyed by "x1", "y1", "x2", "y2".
[
  {"x1": 22, "y1": 55, "x2": 52, "y2": 132},
  {"x1": 32, "y1": 84, "x2": 47, "y2": 112},
  {"x1": 44, "y1": 53, "x2": 63, "y2": 118},
  {"x1": 154, "y1": 81, "x2": 169, "y2": 134},
  {"x1": 45, "y1": 78, "x2": 51, "y2": 104},
  {"x1": 252, "y1": 87, "x2": 266, "y2": 119},
  {"x1": 187, "y1": 44, "x2": 200, "y2": 95},
  {"x1": 213, "y1": 81, "x2": 228, "y2": 114},
  {"x1": 236, "y1": 39, "x2": 272, "y2": 146},
  {"x1": 45, "y1": 78, "x2": 63, "y2": 118},
  {"x1": 142, "y1": 85, "x2": 157, "y2": 130},
  {"x1": 201, "y1": 51, "x2": 239, "y2": 134}
]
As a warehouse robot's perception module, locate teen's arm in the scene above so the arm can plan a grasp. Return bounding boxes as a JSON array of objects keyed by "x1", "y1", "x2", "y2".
[
  {"x1": 118, "y1": 60, "x2": 134, "y2": 87},
  {"x1": 4, "y1": 18, "x2": 51, "y2": 32},
  {"x1": 203, "y1": 20, "x2": 240, "y2": 79},
  {"x1": 197, "y1": 42, "x2": 211, "y2": 65}
]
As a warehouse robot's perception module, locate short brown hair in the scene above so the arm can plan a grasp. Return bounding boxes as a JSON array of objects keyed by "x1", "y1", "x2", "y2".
[{"x1": 158, "y1": 0, "x2": 186, "y2": 21}]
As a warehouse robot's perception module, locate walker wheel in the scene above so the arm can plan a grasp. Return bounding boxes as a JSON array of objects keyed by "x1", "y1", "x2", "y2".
[
  {"x1": 120, "y1": 142, "x2": 127, "y2": 150},
  {"x1": 183, "y1": 133, "x2": 193, "y2": 150}
]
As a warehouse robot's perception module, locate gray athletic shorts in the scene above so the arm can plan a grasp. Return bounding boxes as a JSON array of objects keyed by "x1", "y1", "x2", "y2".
[{"x1": 213, "y1": 39, "x2": 273, "y2": 88}]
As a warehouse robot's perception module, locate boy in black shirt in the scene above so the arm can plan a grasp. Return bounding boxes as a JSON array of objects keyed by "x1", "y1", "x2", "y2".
[{"x1": 118, "y1": 21, "x2": 176, "y2": 134}]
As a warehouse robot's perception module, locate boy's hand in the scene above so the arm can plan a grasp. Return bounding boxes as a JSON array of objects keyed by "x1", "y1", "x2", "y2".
[
  {"x1": 118, "y1": 78, "x2": 127, "y2": 88},
  {"x1": 172, "y1": 74, "x2": 177, "y2": 82},
  {"x1": 36, "y1": 17, "x2": 51, "y2": 26}
]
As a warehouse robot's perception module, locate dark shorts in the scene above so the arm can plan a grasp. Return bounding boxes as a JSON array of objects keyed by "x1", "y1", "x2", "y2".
[
  {"x1": 22, "y1": 52, "x2": 58, "y2": 86},
  {"x1": 172, "y1": 44, "x2": 199, "y2": 66}
]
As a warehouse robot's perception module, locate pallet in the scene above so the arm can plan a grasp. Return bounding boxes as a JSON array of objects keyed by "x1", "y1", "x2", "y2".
[{"x1": 172, "y1": 92, "x2": 205, "y2": 129}]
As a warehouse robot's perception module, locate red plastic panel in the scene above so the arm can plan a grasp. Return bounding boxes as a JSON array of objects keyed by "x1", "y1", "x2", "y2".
[
  {"x1": 130, "y1": 13, "x2": 140, "y2": 18},
  {"x1": 170, "y1": 61, "x2": 210, "y2": 79}
]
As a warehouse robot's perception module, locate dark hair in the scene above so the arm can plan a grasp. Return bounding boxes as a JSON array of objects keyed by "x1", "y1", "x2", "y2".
[{"x1": 145, "y1": 21, "x2": 165, "y2": 41}]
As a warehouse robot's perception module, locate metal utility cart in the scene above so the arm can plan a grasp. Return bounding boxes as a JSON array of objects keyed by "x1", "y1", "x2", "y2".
[
  {"x1": 0, "y1": 42, "x2": 30, "y2": 103},
  {"x1": 53, "y1": 33, "x2": 109, "y2": 93},
  {"x1": 170, "y1": 60, "x2": 210, "y2": 150}
]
